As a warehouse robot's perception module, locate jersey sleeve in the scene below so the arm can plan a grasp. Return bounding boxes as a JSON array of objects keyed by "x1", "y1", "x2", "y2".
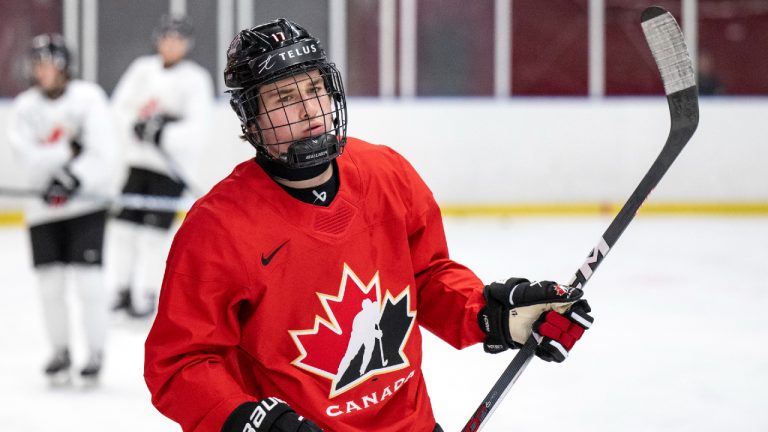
[
  {"x1": 159, "y1": 66, "x2": 215, "y2": 182},
  {"x1": 144, "y1": 206, "x2": 258, "y2": 431},
  {"x1": 67, "y1": 85, "x2": 120, "y2": 195},
  {"x1": 111, "y1": 58, "x2": 144, "y2": 119},
  {"x1": 6, "y1": 95, "x2": 71, "y2": 186},
  {"x1": 110, "y1": 58, "x2": 146, "y2": 143},
  {"x1": 388, "y1": 148, "x2": 487, "y2": 349}
]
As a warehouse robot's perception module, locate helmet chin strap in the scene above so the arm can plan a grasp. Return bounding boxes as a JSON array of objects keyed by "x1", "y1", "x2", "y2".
[
  {"x1": 282, "y1": 134, "x2": 341, "y2": 168},
  {"x1": 248, "y1": 128, "x2": 341, "y2": 180},
  {"x1": 255, "y1": 151, "x2": 331, "y2": 181}
]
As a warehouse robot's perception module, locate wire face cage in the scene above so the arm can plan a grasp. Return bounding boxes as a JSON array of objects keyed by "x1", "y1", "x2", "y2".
[{"x1": 232, "y1": 64, "x2": 347, "y2": 168}]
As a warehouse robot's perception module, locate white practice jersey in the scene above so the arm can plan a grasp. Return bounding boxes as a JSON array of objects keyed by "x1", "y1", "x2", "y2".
[
  {"x1": 7, "y1": 80, "x2": 120, "y2": 226},
  {"x1": 111, "y1": 55, "x2": 214, "y2": 186}
]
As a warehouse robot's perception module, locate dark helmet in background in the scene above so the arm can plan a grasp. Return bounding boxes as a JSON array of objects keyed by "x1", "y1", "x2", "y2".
[
  {"x1": 29, "y1": 33, "x2": 73, "y2": 77},
  {"x1": 224, "y1": 18, "x2": 347, "y2": 169},
  {"x1": 154, "y1": 14, "x2": 195, "y2": 45}
]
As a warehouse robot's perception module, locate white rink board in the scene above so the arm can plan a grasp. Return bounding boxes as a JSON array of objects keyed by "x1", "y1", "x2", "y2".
[
  {"x1": 347, "y1": 97, "x2": 768, "y2": 204},
  {"x1": 1, "y1": 216, "x2": 767, "y2": 431},
  {"x1": 1, "y1": 97, "x2": 767, "y2": 210}
]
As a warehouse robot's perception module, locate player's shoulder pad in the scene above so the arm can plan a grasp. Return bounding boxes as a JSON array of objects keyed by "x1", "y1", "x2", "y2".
[
  {"x1": 123, "y1": 55, "x2": 162, "y2": 75},
  {"x1": 67, "y1": 80, "x2": 109, "y2": 101},
  {"x1": 178, "y1": 58, "x2": 211, "y2": 76},
  {"x1": 11, "y1": 87, "x2": 39, "y2": 109},
  {"x1": 343, "y1": 137, "x2": 410, "y2": 167}
]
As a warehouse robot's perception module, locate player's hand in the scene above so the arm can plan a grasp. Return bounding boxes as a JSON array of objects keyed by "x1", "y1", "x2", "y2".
[
  {"x1": 533, "y1": 299, "x2": 593, "y2": 362},
  {"x1": 221, "y1": 397, "x2": 323, "y2": 432},
  {"x1": 70, "y1": 139, "x2": 83, "y2": 158},
  {"x1": 133, "y1": 114, "x2": 178, "y2": 146},
  {"x1": 477, "y1": 278, "x2": 593, "y2": 362},
  {"x1": 42, "y1": 167, "x2": 80, "y2": 206}
]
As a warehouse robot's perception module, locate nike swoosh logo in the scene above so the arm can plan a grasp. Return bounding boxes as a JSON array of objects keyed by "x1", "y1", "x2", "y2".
[{"x1": 261, "y1": 240, "x2": 289, "y2": 266}]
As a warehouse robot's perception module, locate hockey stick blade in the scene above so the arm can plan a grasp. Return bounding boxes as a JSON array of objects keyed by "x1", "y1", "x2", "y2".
[{"x1": 462, "y1": 7, "x2": 698, "y2": 432}]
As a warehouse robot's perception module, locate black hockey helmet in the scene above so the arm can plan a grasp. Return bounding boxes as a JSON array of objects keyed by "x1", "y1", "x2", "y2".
[
  {"x1": 224, "y1": 18, "x2": 347, "y2": 169},
  {"x1": 154, "y1": 14, "x2": 195, "y2": 46},
  {"x1": 29, "y1": 33, "x2": 72, "y2": 76}
]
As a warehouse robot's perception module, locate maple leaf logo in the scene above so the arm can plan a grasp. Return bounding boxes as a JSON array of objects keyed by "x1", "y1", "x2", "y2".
[
  {"x1": 289, "y1": 263, "x2": 415, "y2": 398},
  {"x1": 138, "y1": 98, "x2": 161, "y2": 120},
  {"x1": 45, "y1": 126, "x2": 65, "y2": 144}
]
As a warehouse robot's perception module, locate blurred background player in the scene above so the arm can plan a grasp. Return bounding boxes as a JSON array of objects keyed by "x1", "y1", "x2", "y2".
[
  {"x1": 6, "y1": 33, "x2": 119, "y2": 384},
  {"x1": 108, "y1": 14, "x2": 214, "y2": 318}
]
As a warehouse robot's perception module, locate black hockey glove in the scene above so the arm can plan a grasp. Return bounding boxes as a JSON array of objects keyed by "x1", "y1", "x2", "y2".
[
  {"x1": 221, "y1": 398, "x2": 323, "y2": 432},
  {"x1": 70, "y1": 138, "x2": 83, "y2": 158},
  {"x1": 133, "y1": 114, "x2": 178, "y2": 146},
  {"x1": 477, "y1": 278, "x2": 593, "y2": 362},
  {"x1": 42, "y1": 167, "x2": 80, "y2": 206}
]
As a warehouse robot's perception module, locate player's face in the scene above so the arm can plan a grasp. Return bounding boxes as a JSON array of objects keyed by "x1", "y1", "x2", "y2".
[
  {"x1": 32, "y1": 60, "x2": 65, "y2": 92},
  {"x1": 157, "y1": 35, "x2": 189, "y2": 66},
  {"x1": 255, "y1": 69, "x2": 334, "y2": 157}
]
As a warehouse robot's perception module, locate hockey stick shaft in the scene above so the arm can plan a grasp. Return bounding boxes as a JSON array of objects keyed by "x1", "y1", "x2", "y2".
[
  {"x1": 462, "y1": 7, "x2": 699, "y2": 431},
  {"x1": 0, "y1": 186, "x2": 194, "y2": 212},
  {"x1": 379, "y1": 339, "x2": 388, "y2": 366},
  {"x1": 156, "y1": 146, "x2": 204, "y2": 198},
  {"x1": 375, "y1": 324, "x2": 388, "y2": 366}
]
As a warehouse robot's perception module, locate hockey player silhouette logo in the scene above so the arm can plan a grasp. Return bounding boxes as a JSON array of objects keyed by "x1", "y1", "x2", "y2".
[
  {"x1": 289, "y1": 264, "x2": 415, "y2": 398},
  {"x1": 336, "y1": 299, "x2": 384, "y2": 378}
]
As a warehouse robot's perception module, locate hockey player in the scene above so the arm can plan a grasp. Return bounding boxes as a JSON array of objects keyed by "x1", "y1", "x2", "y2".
[
  {"x1": 108, "y1": 14, "x2": 214, "y2": 318},
  {"x1": 144, "y1": 19, "x2": 594, "y2": 432},
  {"x1": 7, "y1": 33, "x2": 119, "y2": 384}
]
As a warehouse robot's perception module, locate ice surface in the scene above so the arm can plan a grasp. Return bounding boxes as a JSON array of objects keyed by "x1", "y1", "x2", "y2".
[{"x1": 1, "y1": 216, "x2": 766, "y2": 431}]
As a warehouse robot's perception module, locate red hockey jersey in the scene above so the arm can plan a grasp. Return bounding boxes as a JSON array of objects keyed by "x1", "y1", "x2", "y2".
[{"x1": 144, "y1": 137, "x2": 487, "y2": 432}]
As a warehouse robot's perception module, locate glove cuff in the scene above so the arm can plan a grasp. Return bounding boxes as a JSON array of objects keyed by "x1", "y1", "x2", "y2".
[
  {"x1": 478, "y1": 278, "x2": 530, "y2": 353},
  {"x1": 221, "y1": 398, "x2": 292, "y2": 432},
  {"x1": 478, "y1": 305, "x2": 509, "y2": 353},
  {"x1": 222, "y1": 402, "x2": 260, "y2": 432}
]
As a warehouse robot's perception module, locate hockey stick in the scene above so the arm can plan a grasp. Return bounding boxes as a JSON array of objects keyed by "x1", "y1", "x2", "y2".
[
  {"x1": 375, "y1": 324, "x2": 389, "y2": 366},
  {"x1": 0, "y1": 186, "x2": 194, "y2": 212},
  {"x1": 462, "y1": 7, "x2": 699, "y2": 431},
  {"x1": 156, "y1": 145, "x2": 204, "y2": 198}
]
